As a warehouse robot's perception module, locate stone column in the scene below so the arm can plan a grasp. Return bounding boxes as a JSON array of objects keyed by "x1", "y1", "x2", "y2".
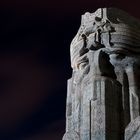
[{"x1": 63, "y1": 8, "x2": 140, "y2": 140}]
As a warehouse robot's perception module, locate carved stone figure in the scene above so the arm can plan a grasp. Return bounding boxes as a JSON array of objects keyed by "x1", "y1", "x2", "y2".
[{"x1": 63, "y1": 8, "x2": 140, "y2": 140}]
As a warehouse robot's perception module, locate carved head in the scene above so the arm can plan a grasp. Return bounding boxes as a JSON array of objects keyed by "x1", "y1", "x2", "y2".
[{"x1": 70, "y1": 8, "x2": 140, "y2": 71}]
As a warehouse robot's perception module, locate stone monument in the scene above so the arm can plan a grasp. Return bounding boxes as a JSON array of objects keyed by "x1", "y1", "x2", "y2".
[{"x1": 63, "y1": 8, "x2": 140, "y2": 140}]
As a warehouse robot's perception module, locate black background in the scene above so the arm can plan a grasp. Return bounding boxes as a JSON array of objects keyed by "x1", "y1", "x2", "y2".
[{"x1": 0, "y1": 0, "x2": 139, "y2": 139}]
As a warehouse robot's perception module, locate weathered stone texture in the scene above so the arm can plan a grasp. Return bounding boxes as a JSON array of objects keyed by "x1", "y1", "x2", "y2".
[{"x1": 63, "y1": 8, "x2": 140, "y2": 140}]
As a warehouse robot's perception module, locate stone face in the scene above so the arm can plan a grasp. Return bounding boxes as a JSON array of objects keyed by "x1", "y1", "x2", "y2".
[{"x1": 63, "y1": 8, "x2": 140, "y2": 140}]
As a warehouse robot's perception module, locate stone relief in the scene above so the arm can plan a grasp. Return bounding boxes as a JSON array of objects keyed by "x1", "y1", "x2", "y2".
[{"x1": 63, "y1": 8, "x2": 140, "y2": 140}]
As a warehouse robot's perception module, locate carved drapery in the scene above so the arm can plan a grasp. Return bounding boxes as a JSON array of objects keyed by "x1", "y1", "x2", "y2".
[{"x1": 63, "y1": 8, "x2": 140, "y2": 140}]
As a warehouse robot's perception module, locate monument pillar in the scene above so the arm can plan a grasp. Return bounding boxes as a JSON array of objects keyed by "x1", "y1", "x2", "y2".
[{"x1": 63, "y1": 8, "x2": 140, "y2": 140}]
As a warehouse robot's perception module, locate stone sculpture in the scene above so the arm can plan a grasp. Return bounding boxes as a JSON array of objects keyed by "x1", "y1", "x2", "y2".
[{"x1": 63, "y1": 8, "x2": 140, "y2": 140}]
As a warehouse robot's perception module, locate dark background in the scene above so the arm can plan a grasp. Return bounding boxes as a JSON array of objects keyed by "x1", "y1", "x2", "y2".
[{"x1": 0, "y1": 0, "x2": 139, "y2": 139}]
